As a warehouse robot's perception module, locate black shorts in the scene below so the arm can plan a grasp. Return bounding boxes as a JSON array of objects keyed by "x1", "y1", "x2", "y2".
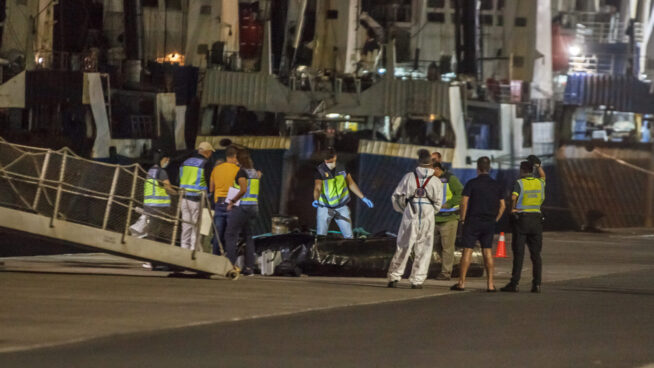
[{"x1": 461, "y1": 220, "x2": 495, "y2": 249}]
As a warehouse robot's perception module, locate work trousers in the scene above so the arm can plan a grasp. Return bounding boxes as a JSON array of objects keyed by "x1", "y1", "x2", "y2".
[
  {"x1": 224, "y1": 205, "x2": 258, "y2": 270},
  {"x1": 434, "y1": 219, "x2": 458, "y2": 276},
  {"x1": 180, "y1": 198, "x2": 201, "y2": 250},
  {"x1": 144, "y1": 206, "x2": 170, "y2": 242},
  {"x1": 510, "y1": 212, "x2": 543, "y2": 286},
  {"x1": 316, "y1": 205, "x2": 353, "y2": 238}
]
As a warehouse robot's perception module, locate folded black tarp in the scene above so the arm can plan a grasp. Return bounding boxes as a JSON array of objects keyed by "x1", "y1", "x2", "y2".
[{"x1": 253, "y1": 233, "x2": 484, "y2": 278}]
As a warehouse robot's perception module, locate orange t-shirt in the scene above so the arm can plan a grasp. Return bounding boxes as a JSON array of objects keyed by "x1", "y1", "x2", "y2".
[{"x1": 210, "y1": 162, "x2": 240, "y2": 200}]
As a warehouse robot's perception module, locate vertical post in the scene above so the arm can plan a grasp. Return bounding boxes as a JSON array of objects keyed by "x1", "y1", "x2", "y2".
[
  {"x1": 170, "y1": 189, "x2": 183, "y2": 246},
  {"x1": 50, "y1": 151, "x2": 67, "y2": 227},
  {"x1": 32, "y1": 150, "x2": 51, "y2": 211},
  {"x1": 193, "y1": 191, "x2": 205, "y2": 254},
  {"x1": 122, "y1": 166, "x2": 140, "y2": 243},
  {"x1": 645, "y1": 142, "x2": 654, "y2": 227},
  {"x1": 102, "y1": 166, "x2": 121, "y2": 230}
]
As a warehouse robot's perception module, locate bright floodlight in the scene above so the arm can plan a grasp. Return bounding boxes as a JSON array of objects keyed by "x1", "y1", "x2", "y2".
[{"x1": 568, "y1": 45, "x2": 582, "y2": 56}]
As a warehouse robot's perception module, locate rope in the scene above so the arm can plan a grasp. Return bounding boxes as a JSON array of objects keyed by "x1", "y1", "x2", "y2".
[{"x1": 592, "y1": 149, "x2": 654, "y2": 176}]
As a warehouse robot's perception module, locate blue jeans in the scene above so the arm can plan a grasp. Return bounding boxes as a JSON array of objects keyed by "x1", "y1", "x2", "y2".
[
  {"x1": 212, "y1": 202, "x2": 229, "y2": 255},
  {"x1": 316, "y1": 205, "x2": 353, "y2": 238}
]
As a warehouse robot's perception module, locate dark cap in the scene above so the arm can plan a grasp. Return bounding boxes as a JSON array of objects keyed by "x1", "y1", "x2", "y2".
[
  {"x1": 323, "y1": 147, "x2": 337, "y2": 160},
  {"x1": 520, "y1": 161, "x2": 533, "y2": 172},
  {"x1": 153, "y1": 148, "x2": 168, "y2": 163}
]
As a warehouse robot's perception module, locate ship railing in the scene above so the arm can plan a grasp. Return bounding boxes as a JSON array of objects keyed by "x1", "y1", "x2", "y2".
[
  {"x1": 0, "y1": 138, "x2": 214, "y2": 253},
  {"x1": 575, "y1": 21, "x2": 629, "y2": 44},
  {"x1": 568, "y1": 54, "x2": 619, "y2": 74}
]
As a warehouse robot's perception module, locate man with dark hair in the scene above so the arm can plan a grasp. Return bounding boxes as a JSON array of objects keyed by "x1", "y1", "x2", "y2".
[
  {"x1": 387, "y1": 149, "x2": 442, "y2": 288},
  {"x1": 313, "y1": 147, "x2": 373, "y2": 238},
  {"x1": 209, "y1": 145, "x2": 241, "y2": 255},
  {"x1": 451, "y1": 156, "x2": 506, "y2": 291},
  {"x1": 501, "y1": 157, "x2": 546, "y2": 293},
  {"x1": 432, "y1": 161, "x2": 463, "y2": 280}
]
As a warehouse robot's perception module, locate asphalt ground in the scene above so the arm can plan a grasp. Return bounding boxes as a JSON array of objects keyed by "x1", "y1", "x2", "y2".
[{"x1": 1, "y1": 230, "x2": 654, "y2": 367}]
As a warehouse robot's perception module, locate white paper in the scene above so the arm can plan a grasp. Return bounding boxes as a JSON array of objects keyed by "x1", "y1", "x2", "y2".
[
  {"x1": 227, "y1": 187, "x2": 241, "y2": 206},
  {"x1": 200, "y1": 208, "x2": 213, "y2": 236}
]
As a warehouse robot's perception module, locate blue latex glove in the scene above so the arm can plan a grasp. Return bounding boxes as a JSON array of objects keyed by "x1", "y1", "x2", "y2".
[
  {"x1": 312, "y1": 200, "x2": 321, "y2": 208},
  {"x1": 362, "y1": 197, "x2": 374, "y2": 208}
]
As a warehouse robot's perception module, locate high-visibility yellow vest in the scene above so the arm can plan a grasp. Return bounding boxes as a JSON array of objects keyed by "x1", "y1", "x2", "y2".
[
  {"x1": 317, "y1": 163, "x2": 350, "y2": 208},
  {"x1": 439, "y1": 172, "x2": 460, "y2": 213},
  {"x1": 233, "y1": 169, "x2": 260, "y2": 205},
  {"x1": 515, "y1": 177, "x2": 545, "y2": 213},
  {"x1": 144, "y1": 166, "x2": 170, "y2": 207},
  {"x1": 179, "y1": 157, "x2": 207, "y2": 196}
]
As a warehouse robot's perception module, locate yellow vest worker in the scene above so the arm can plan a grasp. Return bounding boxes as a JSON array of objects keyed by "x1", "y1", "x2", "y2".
[
  {"x1": 144, "y1": 166, "x2": 171, "y2": 207},
  {"x1": 502, "y1": 158, "x2": 546, "y2": 293},
  {"x1": 312, "y1": 148, "x2": 373, "y2": 239},
  {"x1": 513, "y1": 177, "x2": 545, "y2": 213},
  {"x1": 432, "y1": 162, "x2": 463, "y2": 280},
  {"x1": 178, "y1": 142, "x2": 214, "y2": 251},
  {"x1": 224, "y1": 150, "x2": 261, "y2": 276},
  {"x1": 232, "y1": 169, "x2": 260, "y2": 205}
]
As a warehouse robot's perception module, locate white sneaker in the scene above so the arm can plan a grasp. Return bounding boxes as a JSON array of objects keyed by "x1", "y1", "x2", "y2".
[{"x1": 142, "y1": 262, "x2": 152, "y2": 269}]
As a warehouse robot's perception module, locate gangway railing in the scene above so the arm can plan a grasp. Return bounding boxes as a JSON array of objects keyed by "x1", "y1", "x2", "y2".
[{"x1": 0, "y1": 138, "x2": 237, "y2": 278}]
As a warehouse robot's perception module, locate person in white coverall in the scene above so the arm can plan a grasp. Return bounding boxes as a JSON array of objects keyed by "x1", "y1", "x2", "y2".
[{"x1": 387, "y1": 149, "x2": 443, "y2": 289}]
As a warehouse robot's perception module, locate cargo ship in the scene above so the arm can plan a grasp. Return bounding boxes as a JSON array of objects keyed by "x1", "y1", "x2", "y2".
[{"x1": 0, "y1": 0, "x2": 652, "y2": 233}]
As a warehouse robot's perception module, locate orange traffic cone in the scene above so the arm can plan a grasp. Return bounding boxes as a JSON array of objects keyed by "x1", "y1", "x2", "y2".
[{"x1": 495, "y1": 232, "x2": 507, "y2": 258}]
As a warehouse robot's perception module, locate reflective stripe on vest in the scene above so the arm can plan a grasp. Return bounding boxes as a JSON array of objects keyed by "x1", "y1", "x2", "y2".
[
  {"x1": 317, "y1": 164, "x2": 349, "y2": 208},
  {"x1": 233, "y1": 168, "x2": 260, "y2": 205},
  {"x1": 179, "y1": 157, "x2": 207, "y2": 196},
  {"x1": 144, "y1": 166, "x2": 170, "y2": 207},
  {"x1": 516, "y1": 177, "x2": 545, "y2": 213},
  {"x1": 439, "y1": 181, "x2": 460, "y2": 213}
]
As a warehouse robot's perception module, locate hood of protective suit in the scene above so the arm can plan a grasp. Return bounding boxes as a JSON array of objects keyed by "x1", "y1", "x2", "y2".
[{"x1": 414, "y1": 166, "x2": 435, "y2": 179}]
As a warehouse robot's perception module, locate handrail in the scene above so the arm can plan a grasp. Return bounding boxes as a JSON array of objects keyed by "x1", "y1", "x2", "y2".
[{"x1": 0, "y1": 138, "x2": 203, "y2": 247}]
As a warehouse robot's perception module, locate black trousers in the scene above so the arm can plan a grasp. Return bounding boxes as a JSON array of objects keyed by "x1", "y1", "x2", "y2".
[
  {"x1": 510, "y1": 212, "x2": 543, "y2": 286},
  {"x1": 224, "y1": 205, "x2": 258, "y2": 270}
]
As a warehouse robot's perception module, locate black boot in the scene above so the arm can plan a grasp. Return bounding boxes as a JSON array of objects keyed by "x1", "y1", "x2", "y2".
[
  {"x1": 531, "y1": 284, "x2": 541, "y2": 293},
  {"x1": 500, "y1": 283, "x2": 519, "y2": 292}
]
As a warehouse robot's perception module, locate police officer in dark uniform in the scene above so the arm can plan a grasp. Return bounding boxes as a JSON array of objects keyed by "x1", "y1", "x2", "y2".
[{"x1": 501, "y1": 156, "x2": 546, "y2": 293}]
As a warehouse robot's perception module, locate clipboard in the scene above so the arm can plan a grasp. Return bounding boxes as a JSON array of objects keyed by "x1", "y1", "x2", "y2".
[{"x1": 227, "y1": 187, "x2": 241, "y2": 206}]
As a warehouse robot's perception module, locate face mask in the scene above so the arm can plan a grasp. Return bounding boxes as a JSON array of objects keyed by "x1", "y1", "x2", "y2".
[
  {"x1": 161, "y1": 161, "x2": 169, "y2": 169},
  {"x1": 326, "y1": 162, "x2": 336, "y2": 170}
]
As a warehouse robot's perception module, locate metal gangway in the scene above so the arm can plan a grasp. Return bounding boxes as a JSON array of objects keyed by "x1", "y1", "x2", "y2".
[{"x1": 0, "y1": 138, "x2": 237, "y2": 278}]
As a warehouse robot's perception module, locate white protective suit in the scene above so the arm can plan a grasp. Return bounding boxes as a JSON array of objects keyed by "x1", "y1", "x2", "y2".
[{"x1": 387, "y1": 166, "x2": 443, "y2": 285}]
